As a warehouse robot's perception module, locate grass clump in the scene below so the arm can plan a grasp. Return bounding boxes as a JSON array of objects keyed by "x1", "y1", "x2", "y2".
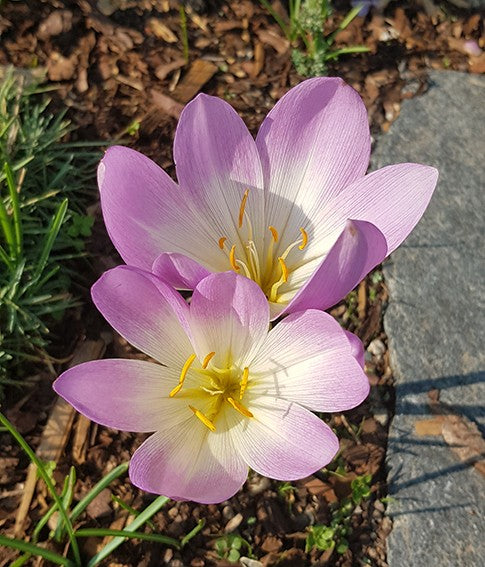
[
  {"x1": 0, "y1": 68, "x2": 101, "y2": 386},
  {"x1": 260, "y1": 0, "x2": 370, "y2": 77}
]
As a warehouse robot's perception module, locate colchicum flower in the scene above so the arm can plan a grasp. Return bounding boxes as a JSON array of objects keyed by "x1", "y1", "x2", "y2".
[
  {"x1": 98, "y1": 77, "x2": 438, "y2": 318},
  {"x1": 54, "y1": 270, "x2": 369, "y2": 503}
]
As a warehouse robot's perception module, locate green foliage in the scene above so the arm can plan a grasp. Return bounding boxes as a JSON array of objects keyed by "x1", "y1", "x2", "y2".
[
  {"x1": 306, "y1": 473, "x2": 373, "y2": 556},
  {"x1": 260, "y1": 0, "x2": 370, "y2": 77},
  {"x1": 214, "y1": 533, "x2": 252, "y2": 563},
  {"x1": 0, "y1": 68, "x2": 102, "y2": 384},
  {"x1": 0, "y1": 411, "x2": 188, "y2": 566}
]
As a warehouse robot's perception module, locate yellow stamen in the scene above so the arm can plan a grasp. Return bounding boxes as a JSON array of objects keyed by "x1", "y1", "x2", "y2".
[
  {"x1": 229, "y1": 245, "x2": 240, "y2": 272},
  {"x1": 278, "y1": 257, "x2": 288, "y2": 282},
  {"x1": 269, "y1": 226, "x2": 279, "y2": 242},
  {"x1": 299, "y1": 227, "x2": 308, "y2": 250},
  {"x1": 218, "y1": 236, "x2": 227, "y2": 249},
  {"x1": 169, "y1": 382, "x2": 183, "y2": 398},
  {"x1": 202, "y1": 351, "x2": 216, "y2": 369},
  {"x1": 239, "y1": 367, "x2": 249, "y2": 399},
  {"x1": 227, "y1": 397, "x2": 253, "y2": 418},
  {"x1": 170, "y1": 353, "x2": 196, "y2": 397},
  {"x1": 189, "y1": 405, "x2": 216, "y2": 431},
  {"x1": 238, "y1": 189, "x2": 249, "y2": 228},
  {"x1": 269, "y1": 257, "x2": 289, "y2": 302}
]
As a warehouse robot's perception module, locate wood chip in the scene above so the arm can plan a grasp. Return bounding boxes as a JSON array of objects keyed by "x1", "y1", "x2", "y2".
[
  {"x1": 171, "y1": 59, "x2": 218, "y2": 103},
  {"x1": 256, "y1": 29, "x2": 289, "y2": 55},
  {"x1": 13, "y1": 339, "x2": 106, "y2": 536},
  {"x1": 150, "y1": 89, "x2": 184, "y2": 119},
  {"x1": 147, "y1": 18, "x2": 178, "y2": 43},
  {"x1": 154, "y1": 58, "x2": 186, "y2": 81}
]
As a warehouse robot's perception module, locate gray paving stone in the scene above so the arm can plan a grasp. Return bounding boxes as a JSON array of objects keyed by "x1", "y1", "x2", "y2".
[{"x1": 371, "y1": 71, "x2": 485, "y2": 566}]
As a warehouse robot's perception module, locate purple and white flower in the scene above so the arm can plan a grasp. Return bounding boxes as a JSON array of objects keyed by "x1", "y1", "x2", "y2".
[
  {"x1": 98, "y1": 77, "x2": 438, "y2": 318},
  {"x1": 54, "y1": 270, "x2": 369, "y2": 503}
]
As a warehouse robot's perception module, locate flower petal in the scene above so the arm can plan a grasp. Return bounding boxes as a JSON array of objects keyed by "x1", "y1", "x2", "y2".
[
  {"x1": 53, "y1": 359, "x2": 186, "y2": 432},
  {"x1": 174, "y1": 94, "x2": 266, "y2": 253},
  {"x1": 228, "y1": 396, "x2": 339, "y2": 480},
  {"x1": 152, "y1": 253, "x2": 211, "y2": 290},
  {"x1": 98, "y1": 146, "x2": 221, "y2": 271},
  {"x1": 344, "y1": 330, "x2": 365, "y2": 369},
  {"x1": 250, "y1": 310, "x2": 369, "y2": 412},
  {"x1": 327, "y1": 163, "x2": 439, "y2": 255},
  {"x1": 282, "y1": 219, "x2": 387, "y2": 313},
  {"x1": 92, "y1": 265, "x2": 192, "y2": 367},
  {"x1": 189, "y1": 272, "x2": 270, "y2": 368},
  {"x1": 129, "y1": 419, "x2": 248, "y2": 503},
  {"x1": 256, "y1": 77, "x2": 370, "y2": 239}
]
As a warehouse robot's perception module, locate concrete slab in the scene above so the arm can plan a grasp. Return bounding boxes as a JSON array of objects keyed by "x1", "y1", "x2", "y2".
[{"x1": 371, "y1": 71, "x2": 485, "y2": 566}]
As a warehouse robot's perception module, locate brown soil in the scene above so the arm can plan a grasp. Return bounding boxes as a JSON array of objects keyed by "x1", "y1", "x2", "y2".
[{"x1": 0, "y1": 1, "x2": 483, "y2": 566}]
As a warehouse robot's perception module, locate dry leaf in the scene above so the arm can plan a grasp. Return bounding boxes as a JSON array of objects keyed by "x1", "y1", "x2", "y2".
[
  {"x1": 442, "y1": 414, "x2": 485, "y2": 476},
  {"x1": 414, "y1": 416, "x2": 445, "y2": 436}
]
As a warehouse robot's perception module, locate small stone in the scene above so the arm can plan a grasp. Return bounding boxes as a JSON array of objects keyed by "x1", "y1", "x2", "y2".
[
  {"x1": 222, "y1": 505, "x2": 235, "y2": 520},
  {"x1": 167, "y1": 506, "x2": 178, "y2": 519},
  {"x1": 224, "y1": 512, "x2": 243, "y2": 533},
  {"x1": 374, "y1": 500, "x2": 385, "y2": 513},
  {"x1": 247, "y1": 474, "x2": 270, "y2": 495},
  {"x1": 374, "y1": 411, "x2": 389, "y2": 427},
  {"x1": 367, "y1": 338, "x2": 386, "y2": 359}
]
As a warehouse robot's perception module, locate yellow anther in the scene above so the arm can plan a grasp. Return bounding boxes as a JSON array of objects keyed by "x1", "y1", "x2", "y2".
[
  {"x1": 278, "y1": 257, "x2": 288, "y2": 283},
  {"x1": 269, "y1": 226, "x2": 279, "y2": 242},
  {"x1": 218, "y1": 236, "x2": 227, "y2": 249},
  {"x1": 299, "y1": 227, "x2": 308, "y2": 250},
  {"x1": 169, "y1": 382, "x2": 183, "y2": 398},
  {"x1": 202, "y1": 351, "x2": 216, "y2": 369},
  {"x1": 239, "y1": 367, "x2": 249, "y2": 399},
  {"x1": 229, "y1": 245, "x2": 240, "y2": 272},
  {"x1": 189, "y1": 405, "x2": 216, "y2": 432},
  {"x1": 238, "y1": 189, "x2": 250, "y2": 228},
  {"x1": 170, "y1": 353, "x2": 196, "y2": 397},
  {"x1": 227, "y1": 397, "x2": 253, "y2": 418}
]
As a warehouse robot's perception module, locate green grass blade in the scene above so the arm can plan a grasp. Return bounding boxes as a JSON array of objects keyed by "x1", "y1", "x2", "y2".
[
  {"x1": 0, "y1": 242, "x2": 12, "y2": 269},
  {"x1": 0, "y1": 181, "x2": 15, "y2": 257},
  {"x1": 31, "y1": 197, "x2": 68, "y2": 284},
  {"x1": 179, "y1": 6, "x2": 189, "y2": 63},
  {"x1": 181, "y1": 519, "x2": 205, "y2": 547},
  {"x1": 75, "y1": 528, "x2": 180, "y2": 548},
  {"x1": 338, "y1": 5, "x2": 364, "y2": 31},
  {"x1": 87, "y1": 495, "x2": 171, "y2": 567},
  {"x1": 0, "y1": 535, "x2": 74, "y2": 566},
  {"x1": 260, "y1": 0, "x2": 290, "y2": 40},
  {"x1": 69, "y1": 462, "x2": 129, "y2": 524},
  {"x1": 4, "y1": 162, "x2": 22, "y2": 257},
  {"x1": 0, "y1": 412, "x2": 82, "y2": 566}
]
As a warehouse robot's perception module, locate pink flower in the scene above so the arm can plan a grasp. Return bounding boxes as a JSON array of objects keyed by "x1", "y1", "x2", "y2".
[
  {"x1": 54, "y1": 270, "x2": 369, "y2": 503},
  {"x1": 98, "y1": 78, "x2": 438, "y2": 318}
]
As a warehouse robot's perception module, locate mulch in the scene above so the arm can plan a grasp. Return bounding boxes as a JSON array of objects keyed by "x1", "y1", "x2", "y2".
[{"x1": 0, "y1": 1, "x2": 483, "y2": 566}]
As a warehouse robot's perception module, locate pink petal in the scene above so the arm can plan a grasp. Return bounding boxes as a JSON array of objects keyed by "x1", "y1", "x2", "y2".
[
  {"x1": 98, "y1": 146, "x2": 218, "y2": 271},
  {"x1": 152, "y1": 252, "x2": 211, "y2": 290},
  {"x1": 344, "y1": 330, "x2": 365, "y2": 369},
  {"x1": 174, "y1": 94, "x2": 266, "y2": 250},
  {"x1": 327, "y1": 163, "x2": 438, "y2": 255},
  {"x1": 189, "y1": 272, "x2": 270, "y2": 368},
  {"x1": 250, "y1": 310, "x2": 369, "y2": 412},
  {"x1": 92, "y1": 265, "x2": 192, "y2": 367},
  {"x1": 129, "y1": 420, "x2": 248, "y2": 504},
  {"x1": 284, "y1": 220, "x2": 387, "y2": 313},
  {"x1": 54, "y1": 359, "x2": 185, "y2": 432},
  {"x1": 228, "y1": 396, "x2": 339, "y2": 480},
  {"x1": 256, "y1": 77, "x2": 370, "y2": 233}
]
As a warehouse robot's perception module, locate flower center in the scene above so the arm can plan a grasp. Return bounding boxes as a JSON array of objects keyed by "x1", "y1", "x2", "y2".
[
  {"x1": 170, "y1": 352, "x2": 253, "y2": 432},
  {"x1": 217, "y1": 189, "x2": 309, "y2": 304}
]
